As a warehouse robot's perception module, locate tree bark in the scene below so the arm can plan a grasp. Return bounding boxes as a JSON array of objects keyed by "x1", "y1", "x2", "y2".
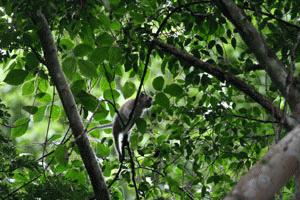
[
  {"x1": 152, "y1": 39, "x2": 297, "y2": 128},
  {"x1": 34, "y1": 10, "x2": 110, "y2": 200},
  {"x1": 223, "y1": 126, "x2": 300, "y2": 200},
  {"x1": 213, "y1": 0, "x2": 300, "y2": 120}
]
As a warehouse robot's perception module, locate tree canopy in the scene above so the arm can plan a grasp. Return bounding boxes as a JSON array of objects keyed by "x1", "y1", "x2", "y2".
[{"x1": 0, "y1": 0, "x2": 299, "y2": 199}]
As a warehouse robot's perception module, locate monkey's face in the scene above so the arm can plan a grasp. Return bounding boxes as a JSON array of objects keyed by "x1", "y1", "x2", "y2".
[{"x1": 140, "y1": 92, "x2": 152, "y2": 108}]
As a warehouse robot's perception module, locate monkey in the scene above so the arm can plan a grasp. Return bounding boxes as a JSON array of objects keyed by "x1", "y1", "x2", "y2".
[{"x1": 112, "y1": 92, "x2": 152, "y2": 161}]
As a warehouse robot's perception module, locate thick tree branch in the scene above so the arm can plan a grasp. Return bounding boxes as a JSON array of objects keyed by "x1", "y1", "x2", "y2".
[
  {"x1": 213, "y1": 0, "x2": 300, "y2": 119},
  {"x1": 152, "y1": 39, "x2": 296, "y2": 128},
  {"x1": 34, "y1": 10, "x2": 110, "y2": 200},
  {"x1": 224, "y1": 125, "x2": 300, "y2": 200}
]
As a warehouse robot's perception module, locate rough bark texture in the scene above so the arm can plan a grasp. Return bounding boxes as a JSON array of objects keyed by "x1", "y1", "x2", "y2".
[
  {"x1": 152, "y1": 39, "x2": 290, "y2": 126},
  {"x1": 224, "y1": 126, "x2": 300, "y2": 200},
  {"x1": 35, "y1": 11, "x2": 110, "y2": 200},
  {"x1": 214, "y1": 0, "x2": 300, "y2": 120}
]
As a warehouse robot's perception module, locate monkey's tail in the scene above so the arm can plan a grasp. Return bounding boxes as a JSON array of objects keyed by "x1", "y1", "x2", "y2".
[{"x1": 113, "y1": 129, "x2": 123, "y2": 161}]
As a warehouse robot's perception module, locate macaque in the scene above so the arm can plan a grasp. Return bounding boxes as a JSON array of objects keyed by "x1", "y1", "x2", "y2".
[{"x1": 113, "y1": 92, "x2": 152, "y2": 161}]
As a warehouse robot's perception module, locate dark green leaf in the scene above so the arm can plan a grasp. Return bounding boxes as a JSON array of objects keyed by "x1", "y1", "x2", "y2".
[
  {"x1": 155, "y1": 92, "x2": 170, "y2": 108},
  {"x1": 78, "y1": 59, "x2": 98, "y2": 78},
  {"x1": 23, "y1": 106, "x2": 38, "y2": 114},
  {"x1": 73, "y1": 44, "x2": 93, "y2": 57},
  {"x1": 164, "y1": 84, "x2": 183, "y2": 97},
  {"x1": 152, "y1": 76, "x2": 164, "y2": 91},
  {"x1": 11, "y1": 118, "x2": 29, "y2": 138},
  {"x1": 4, "y1": 69, "x2": 28, "y2": 85},
  {"x1": 122, "y1": 81, "x2": 136, "y2": 98},
  {"x1": 136, "y1": 118, "x2": 147, "y2": 133}
]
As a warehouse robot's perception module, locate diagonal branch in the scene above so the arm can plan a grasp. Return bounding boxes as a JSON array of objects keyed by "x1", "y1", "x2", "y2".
[
  {"x1": 213, "y1": 0, "x2": 300, "y2": 119},
  {"x1": 152, "y1": 39, "x2": 296, "y2": 129},
  {"x1": 33, "y1": 10, "x2": 110, "y2": 200}
]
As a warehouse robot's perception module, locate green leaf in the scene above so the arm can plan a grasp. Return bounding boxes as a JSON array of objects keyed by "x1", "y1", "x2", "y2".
[
  {"x1": 97, "y1": 33, "x2": 114, "y2": 47},
  {"x1": 231, "y1": 38, "x2": 236, "y2": 49},
  {"x1": 60, "y1": 38, "x2": 75, "y2": 50},
  {"x1": 55, "y1": 145, "x2": 68, "y2": 166},
  {"x1": 89, "y1": 47, "x2": 109, "y2": 64},
  {"x1": 96, "y1": 143, "x2": 110, "y2": 157},
  {"x1": 94, "y1": 106, "x2": 109, "y2": 121},
  {"x1": 208, "y1": 40, "x2": 215, "y2": 49},
  {"x1": 22, "y1": 81, "x2": 35, "y2": 96},
  {"x1": 38, "y1": 79, "x2": 49, "y2": 92},
  {"x1": 216, "y1": 44, "x2": 223, "y2": 56},
  {"x1": 78, "y1": 59, "x2": 98, "y2": 78},
  {"x1": 71, "y1": 79, "x2": 86, "y2": 95},
  {"x1": 25, "y1": 53, "x2": 39, "y2": 70},
  {"x1": 4, "y1": 69, "x2": 28, "y2": 85},
  {"x1": 11, "y1": 118, "x2": 29, "y2": 138},
  {"x1": 152, "y1": 76, "x2": 164, "y2": 91},
  {"x1": 164, "y1": 84, "x2": 183, "y2": 97},
  {"x1": 77, "y1": 91, "x2": 99, "y2": 111},
  {"x1": 155, "y1": 92, "x2": 170, "y2": 108},
  {"x1": 33, "y1": 106, "x2": 47, "y2": 122},
  {"x1": 136, "y1": 118, "x2": 147, "y2": 133},
  {"x1": 62, "y1": 57, "x2": 77, "y2": 80},
  {"x1": 103, "y1": 89, "x2": 120, "y2": 101},
  {"x1": 22, "y1": 106, "x2": 38, "y2": 114},
  {"x1": 73, "y1": 44, "x2": 93, "y2": 57},
  {"x1": 99, "y1": 14, "x2": 111, "y2": 29},
  {"x1": 122, "y1": 81, "x2": 136, "y2": 98},
  {"x1": 108, "y1": 47, "x2": 122, "y2": 65},
  {"x1": 50, "y1": 105, "x2": 61, "y2": 121}
]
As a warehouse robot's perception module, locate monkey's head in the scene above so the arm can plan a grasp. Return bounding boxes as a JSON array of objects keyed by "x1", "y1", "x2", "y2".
[{"x1": 139, "y1": 92, "x2": 152, "y2": 108}]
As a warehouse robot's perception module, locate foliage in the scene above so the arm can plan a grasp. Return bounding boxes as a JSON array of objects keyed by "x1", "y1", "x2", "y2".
[{"x1": 0, "y1": 0, "x2": 299, "y2": 199}]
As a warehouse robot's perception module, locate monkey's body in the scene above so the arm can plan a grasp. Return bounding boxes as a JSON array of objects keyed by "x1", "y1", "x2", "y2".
[{"x1": 112, "y1": 93, "x2": 152, "y2": 161}]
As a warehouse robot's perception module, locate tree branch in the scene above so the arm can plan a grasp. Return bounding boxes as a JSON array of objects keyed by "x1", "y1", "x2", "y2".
[
  {"x1": 213, "y1": 0, "x2": 300, "y2": 120},
  {"x1": 224, "y1": 125, "x2": 300, "y2": 200},
  {"x1": 152, "y1": 39, "x2": 296, "y2": 128},
  {"x1": 33, "y1": 10, "x2": 110, "y2": 200}
]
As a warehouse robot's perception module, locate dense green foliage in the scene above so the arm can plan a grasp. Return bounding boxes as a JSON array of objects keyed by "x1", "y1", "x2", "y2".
[{"x1": 0, "y1": 0, "x2": 299, "y2": 199}]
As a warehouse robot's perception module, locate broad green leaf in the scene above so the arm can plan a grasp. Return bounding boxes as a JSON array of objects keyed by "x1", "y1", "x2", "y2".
[
  {"x1": 77, "y1": 91, "x2": 99, "y2": 111},
  {"x1": 62, "y1": 57, "x2": 77, "y2": 80},
  {"x1": 38, "y1": 79, "x2": 49, "y2": 92},
  {"x1": 89, "y1": 47, "x2": 109, "y2": 64},
  {"x1": 152, "y1": 76, "x2": 164, "y2": 91},
  {"x1": 22, "y1": 106, "x2": 38, "y2": 114},
  {"x1": 73, "y1": 44, "x2": 93, "y2": 57},
  {"x1": 50, "y1": 105, "x2": 61, "y2": 121},
  {"x1": 4, "y1": 69, "x2": 28, "y2": 85},
  {"x1": 71, "y1": 79, "x2": 86, "y2": 95},
  {"x1": 94, "y1": 106, "x2": 109, "y2": 120},
  {"x1": 33, "y1": 106, "x2": 47, "y2": 122},
  {"x1": 55, "y1": 145, "x2": 68, "y2": 166},
  {"x1": 96, "y1": 143, "x2": 110, "y2": 157},
  {"x1": 164, "y1": 84, "x2": 183, "y2": 97},
  {"x1": 60, "y1": 38, "x2": 75, "y2": 50},
  {"x1": 155, "y1": 92, "x2": 170, "y2": 108},
  {"x1": 122, "y1": 81, "x2": 136, "y2": 98},
  {"x1": 108, "y1": 47, "x2": 122, "y2": 65},
  {"x1": 136, "y1": 118, "x2": 147, "y2": 133},
  {"x1": 22, "y1": 81, "x2": 35, "y2": 95},
  {"x1": 97, "y1": 33, "x2": 114, "y2": 47},
  {"x1": 25, "y1": 53, "x2": 39, "y2": 70},
  {"x1": 11, "y1": 118, "x2": 29, "y2": 138},
  {"x1": 103, "y1": 89, "x2": 120, "y2": 101},
  {"x1": 78, "y1": 59, "x2": 98, "y2": 78}
]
